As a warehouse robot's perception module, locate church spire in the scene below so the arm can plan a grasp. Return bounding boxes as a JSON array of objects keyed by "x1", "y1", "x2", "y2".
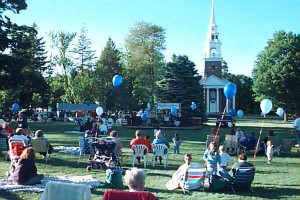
[
  {"x1": 210, "y1": 0, "x2": 216, "y2": 26},
  {"x1": 205, "y1": 0, "x2": 222, "y2": 60}
]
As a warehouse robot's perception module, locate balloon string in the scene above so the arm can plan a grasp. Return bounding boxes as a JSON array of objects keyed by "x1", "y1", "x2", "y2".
[
  {"x1": 254, "y1": 115, "x2": 266, "y2": 159},
  {"x1": 103, "y1": 89, "x2": 114, "y2": 109},
  {"x1": 215, "y1": 99, "x2": 228, "y2": 143}
]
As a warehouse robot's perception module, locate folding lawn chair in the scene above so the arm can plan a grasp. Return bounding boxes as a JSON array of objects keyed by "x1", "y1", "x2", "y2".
[
  {"x1": 279, "y1": 139, "x2": 294, "y2": 156},
  {"x1": 206, "y1": 135, "x2": 220, "y2": 148},
  {"x1": 230, "y1": 167, "x2": 255, "y2": 193},
  {"x1": 30, "y1": 139, "x2": 49, "y2": 162},
  {"x1": 0, "y1": 138, "x2": 8, "y2": 160},
  {"x1": 225, "y1": 135, "x2": 238, "y2": 155},
  {"x1": 179, "y1": 163, "x2": 206, "y2": 194}
]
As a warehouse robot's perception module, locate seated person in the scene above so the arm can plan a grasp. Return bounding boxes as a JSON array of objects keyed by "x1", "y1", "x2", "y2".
[
  {"x1": 124, "y1": 167, "x2": 147, "y2": 192},
  {"x1": 210, "y1": 128, "x2": 217, "y2": 136},
  {"x1": 0, "y1": 128, "x2": 9, "y2": 157},
  {"x1": 84, "y1": 118, "x2": 93, "y2": 132},
  {"x1": 152, "y1": 131, "x2": 170, "y2": 165},
  {"x1": 2, "y1": 122, "x2": 13, "y2": 135},
  {"x1": 9, "y1": 128, "x2": 30, "y2": 146},
  {"x1": 219, "y1": 153, "x2": 254, "y2": 182},
  {"x1": 8, "y1": 147, "x2": 44, "y2": 185},
  {"x1": 245, "y1": 131, "x2": 257, "y2": 150},
  {"x1": 130, "y1": 130, "x2": 152, "y2": 163},
  {"x1": 108, "y1": 130, "x2": 122, "y2": 157},
  {"x1": 31, "y1": 130, "x2": 53, "y2": 157},
  {"x1": 166, "y1": 154, "x2": 193, "y2": 190}
]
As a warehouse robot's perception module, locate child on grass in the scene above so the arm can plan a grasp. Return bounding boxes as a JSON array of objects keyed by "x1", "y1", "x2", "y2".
[
  {"x1": 172, "y1": 133, "x2": 181, "y2": 154},
  {"x1": 266, "y1": 140, "x2": 274, "y2": 164}
]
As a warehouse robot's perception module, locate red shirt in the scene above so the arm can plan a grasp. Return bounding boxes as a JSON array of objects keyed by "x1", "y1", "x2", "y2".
[{"x1": 130, "y1": 137, "x2": 152, "y2": 150}]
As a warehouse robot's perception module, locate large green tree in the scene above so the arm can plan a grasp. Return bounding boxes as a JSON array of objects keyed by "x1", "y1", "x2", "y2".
[
  {"x1": 48, "y1": 30, "x2": 76, "y2": 102},
  {"x1": 223, "y1": 72, "x2": 258, "y2": 114},
  {"x1": 157, "y1": 55, "x2": 203, "y2": 118},
  {"x1": 94, "y1": 38, "x2": 125, "y2": 111},
  {"x1": 124, "y1": 21, "x2": 166, "y2": 108},
  {"x1": 0, "y1": 0, "x2": 27, "y2": 90},
  {"x1": 252, "y1": 31, "x2": 300, "y2": 116}
]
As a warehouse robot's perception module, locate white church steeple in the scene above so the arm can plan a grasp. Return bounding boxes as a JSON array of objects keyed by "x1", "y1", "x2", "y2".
[{"x1": 205, "y1": 0, "x2": 222, "y2": 60}]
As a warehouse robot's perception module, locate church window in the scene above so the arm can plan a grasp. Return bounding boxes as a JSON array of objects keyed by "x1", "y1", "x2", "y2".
[
  {"x1": 216, "y1": 35, "x2": 218, "y2": 39},
  {"x1": 210, "y1": 90, "x2": 216, "y2": 99},
  {"x1": 211, "y1": 35, "x2": 214, "y2": 40},
  {"x1": 210, "y1": 48, "x2": 216, "y2": 57}
]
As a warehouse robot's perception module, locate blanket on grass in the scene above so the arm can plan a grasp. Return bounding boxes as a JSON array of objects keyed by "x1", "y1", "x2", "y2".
[{"x1": 0, "y1": 175, "x2": 104, "y2": 193}]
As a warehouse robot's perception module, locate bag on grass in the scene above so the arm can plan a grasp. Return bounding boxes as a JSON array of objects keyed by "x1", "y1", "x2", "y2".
[
  {"x1": 106, "y1": 168, "x2": 123, "y2": 189},
  {"x1": 209, "y1": 175, "x2": 227, "y2": 192}
]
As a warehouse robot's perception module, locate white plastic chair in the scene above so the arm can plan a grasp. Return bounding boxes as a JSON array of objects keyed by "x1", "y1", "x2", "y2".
[
  {"x1": 152, "y1": 144, "x2": 169, "y2": 168},
  {"x1": 132, "y1": 145, "x2": 148, "y2": 168}
]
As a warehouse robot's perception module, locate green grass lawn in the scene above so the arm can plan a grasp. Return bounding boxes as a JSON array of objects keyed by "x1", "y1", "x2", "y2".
[{"x1": 1, "y1": 116, "x2": 300, "y2": 200}]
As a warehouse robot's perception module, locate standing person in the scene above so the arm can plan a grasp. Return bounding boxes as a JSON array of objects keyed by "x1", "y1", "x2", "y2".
[
  {"x1": 84, "y1": 118, "x2": 93, "y2": 132},
  {"x1": 219, "y1": 145, "x2": 231, "y2": 170},
  {"x1": 8, "y1": 147, "x2": 44, "y2": 185},
  {"x1": 293, "y1": 115, "x2": 300, "y2": 155},
  {"x1": 153, "y1": 126, "x2": 161, "y2": 137},
  {"x1": 266, "y1": 140, "x2": 274, "y2": 164},
  {"x1": 172, "y1": 133, "x2": 181, "y2": 154},
  {"x1": 203, "y1": 142, "x2": 221, "y2": 175}
]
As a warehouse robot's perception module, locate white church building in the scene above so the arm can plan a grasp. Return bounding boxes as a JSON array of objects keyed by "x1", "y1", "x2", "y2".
[{"x1": 200, "y1": 0, "x2": 235, "y2": 115}]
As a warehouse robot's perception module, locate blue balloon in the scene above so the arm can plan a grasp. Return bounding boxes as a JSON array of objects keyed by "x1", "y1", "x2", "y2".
[
  {"x1": 191, "y1": 104, "x2": 197, "y2": 110},
  {"x1": 237, "y1": 110, "x2": 244, "y2": 119},
  {"x1": 171, "y1": 108, "x2": 177, "y2": 116},
  {"x1": 12, "y1": 103, "x2": 19, "y2": 111},
  {"x1": 113, "y1": 75, "x2": 123, "y2": 87},
  {"x1": 224, "y1": 83, "x2": 237, "y2": 99},
  {"x1": 141, "y1": 113, "x2": 148, "y2": 121},
  {"x1": 229, "y1": 108, "x2": 236, "y2": 117}
]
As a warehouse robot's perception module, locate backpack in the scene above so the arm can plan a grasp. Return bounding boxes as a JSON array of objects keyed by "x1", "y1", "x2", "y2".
[
  {"x1": 106, "y1": 168, "x2": 123, "y2": 189},
  {"x1": 209, "y1": 175, "x2": 227, "y2": 192}
]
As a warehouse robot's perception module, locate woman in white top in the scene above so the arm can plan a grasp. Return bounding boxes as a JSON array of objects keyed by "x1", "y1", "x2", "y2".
[{"x1": 218, "y1": 145, "x2": 231, "y2": 169}]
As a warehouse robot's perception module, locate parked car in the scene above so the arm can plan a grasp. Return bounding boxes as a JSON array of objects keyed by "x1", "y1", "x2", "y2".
[{"x1": 216, "y1": 115, "x2": 235, "y2": 127}]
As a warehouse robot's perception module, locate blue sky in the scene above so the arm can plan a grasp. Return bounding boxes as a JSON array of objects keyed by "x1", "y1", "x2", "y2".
[{"x1": 5, "y1": 0, "x2": 300, "y2": 77}]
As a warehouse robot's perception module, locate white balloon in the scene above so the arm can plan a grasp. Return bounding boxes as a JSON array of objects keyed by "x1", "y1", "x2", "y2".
[
  {"x1": 260, "y1": 99, "x2": 273, "y2": 115},
  {"x1": 227, "y1": 122, "x2": 233, "y2": 127},
  {"x1": 276, "y1": 107, "x2": 284, "y2": 117},
  {"x1": 96, "y1": 107, "x2": 103, "y2": 116}
]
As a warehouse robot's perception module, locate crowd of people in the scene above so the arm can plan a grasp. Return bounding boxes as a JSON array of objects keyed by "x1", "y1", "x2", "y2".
[{"x1": 1, "y1": 111, "x2": 299, "y2": 200}]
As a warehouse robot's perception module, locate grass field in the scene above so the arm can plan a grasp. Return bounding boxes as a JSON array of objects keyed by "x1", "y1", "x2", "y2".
[{"x1": 1, "y1": 116, "x2": 300, "y2": 200}]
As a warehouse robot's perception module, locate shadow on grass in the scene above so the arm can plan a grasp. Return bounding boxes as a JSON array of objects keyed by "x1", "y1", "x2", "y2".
[{"x1": 0, "y1": 190, "x2": 23, "y2": 200}]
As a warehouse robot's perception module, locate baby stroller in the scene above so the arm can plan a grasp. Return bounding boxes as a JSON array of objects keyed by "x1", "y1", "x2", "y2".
[{"x1": 86, "y1": 137, "x2": 120, "y2": 171}]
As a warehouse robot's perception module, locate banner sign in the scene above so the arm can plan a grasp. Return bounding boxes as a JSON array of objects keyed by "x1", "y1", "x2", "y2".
[{"x1": 157, "y1": 103, "x2": 180, "y2": 110}]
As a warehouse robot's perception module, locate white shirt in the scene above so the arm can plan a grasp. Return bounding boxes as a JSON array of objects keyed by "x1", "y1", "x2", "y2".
[
  {"x1": 293, "y1": 118, "x2": 300, "y2": 131},
  {"x1": 219, "y1": 152, "x2": 231, "y2": 167}
]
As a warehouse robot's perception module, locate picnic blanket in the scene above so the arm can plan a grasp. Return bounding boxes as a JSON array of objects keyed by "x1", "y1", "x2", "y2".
[{"x1": 0, "y1": 175, "x2": 104, "y2": 193}]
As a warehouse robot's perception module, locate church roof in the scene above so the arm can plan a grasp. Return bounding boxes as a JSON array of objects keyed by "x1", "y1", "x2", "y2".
[{"x1": 199, "y1": 75, "x2": 231, "y2": 88}]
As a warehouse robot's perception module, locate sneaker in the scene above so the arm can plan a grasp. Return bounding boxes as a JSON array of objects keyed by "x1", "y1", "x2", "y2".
[{"x1": 267, "y1": 161, "x2": 271, "y2": 164}]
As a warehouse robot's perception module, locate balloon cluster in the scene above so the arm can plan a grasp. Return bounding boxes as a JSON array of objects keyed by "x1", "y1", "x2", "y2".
[{"x1": 191, "y1": 102, "x2": 197, "y2": 110}]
